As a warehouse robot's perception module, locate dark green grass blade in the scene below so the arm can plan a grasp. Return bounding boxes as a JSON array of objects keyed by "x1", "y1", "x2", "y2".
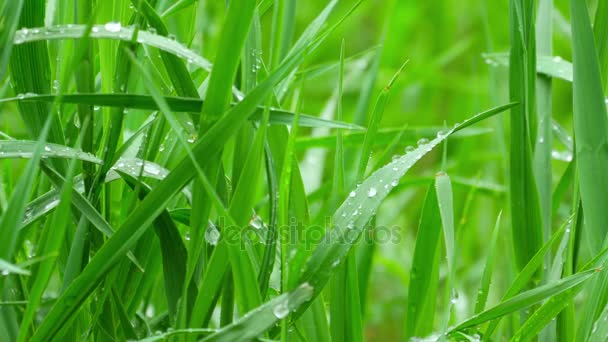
[
  {"x1": 508, "y1": 0, "x2": 543, "y2": 272},
  {"x1": 571, "y1": 1, "x2": 608, "y2": 337},
  {"x1": 0, "y1": 94, "x2": 363, "y2": 129},
  {"x1": 120, "y1": 173, "x2": 190, "y2": 319},
  {"x1": 405, "y1": 184, "x2": 441, "y2": 339}
]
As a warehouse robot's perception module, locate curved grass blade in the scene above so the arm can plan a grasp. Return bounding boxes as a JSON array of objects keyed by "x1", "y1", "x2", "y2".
[
  {"x1": 0, "y1": 140, "x2": 101, "y2": 164},
  {"x1": 294, "y1": 103, "x2": 516, "y2": 318},
  {"x1": 13, "y1": 25, "x2": 212, "y2": 71},
  {"x1": 0, "y1": 93, "x2": 363, "y2": 129},
  {"x1": 201, "y1": 283, "x2": 314, "y2": 342},
  {"x1": 448, "y1": 268, "x2": 598, "y2": 333}
]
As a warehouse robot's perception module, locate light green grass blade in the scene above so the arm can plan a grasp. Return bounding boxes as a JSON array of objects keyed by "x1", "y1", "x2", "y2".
[
  {"x1": 201, "y1": 283, "x2": 314, "y2": 342},
  {"x1": 405, "y1": 184, "x2": 442, "y2": 339},
  {"x1": 436, "y1": 171, "x2": 455, "y2": 291},
  {"x1": 508, "y1": 0, "x2": 543, "y2": 272},
  {"x1": 296, "y1": 126, "x2": 492, "y2": 150},
  {"x1": 0, "y1": 140, "x2": 101, "y2": 163},
  {"x1": 356, "y1": 60, "x2": 408, "y2": 181},
  {"x1": 0, "y1": 259, "x2": 30, "y2": 276},
  {"x1": 534, "y1": 0, "x2": 553, "y2": 247},
  {"x1": 13, "y1": 24, "x2": 212, "y2": 71},
  {"x1": 199, "y1": 0, "x2": 255, "y2": 121},
  {"x1": 594, "y1": 0, "x2": 608, "y2": 91},
  {"x1": 484, "y1": 53, "x2": 573, "y2": 82},
  {"x1": 448, "y1": 268, "x2": 598, "y2": 334},
  {"x1": 474, "y1": 211, "x2": 502, "y2": 314}
]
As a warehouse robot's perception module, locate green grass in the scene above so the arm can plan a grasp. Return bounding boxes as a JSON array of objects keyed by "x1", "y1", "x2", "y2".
[{"x1": 1, "y1": 0, "x2": 608, "y2": 341}]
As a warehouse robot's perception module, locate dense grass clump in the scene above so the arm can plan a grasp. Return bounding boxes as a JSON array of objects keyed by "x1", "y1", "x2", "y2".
[{"x1": 1, "y1": 0, "x2": 608, "y2": 341}]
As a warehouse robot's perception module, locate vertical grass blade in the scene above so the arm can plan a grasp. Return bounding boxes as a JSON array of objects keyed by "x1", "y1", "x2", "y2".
[{"x1": 508, "y1": 0, "x2": 543, "y2": 272}]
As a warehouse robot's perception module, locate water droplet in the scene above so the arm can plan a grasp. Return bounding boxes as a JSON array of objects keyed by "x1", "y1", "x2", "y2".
[
  {"x1": 391, "y1": 179, "x2": 398, "y2": 187},
  {"x1": 436, "y1": 130, "x2": 447, "y2": 138},
  {"x1": 187, "y1": 135, "x2": 196, "y2": 143},
  {"x1": 250, "y1": 214, "x2": 263, "y2": 229},
  {"x1": 205, "y1": 223, "x2": 220, "y2": 245},
  {"x1": 104, "y1": 22, "x2": 122, "y2": 32},
  {"x1": 352, "y1": 210, "x2": 359, "y2": 216},
  {"x1": 349, "y1": 191, "x2": 356, "y2": 198},
  {"x1": 44, "y1": 145, "x2": 51, "y2": 152},
  {"x1": 159, "y1": 144, "x2": 165, "y2": 152},
  {"x1": 332, "y1": 259, "x2": 340, "y2": 267},
  {"x1": 367, "y1": 187, "x2": 377, "y2": 197},
  {"x1": 405, "y1": 146, "x2": 415, "y2": 153},
  {"x1": 1, "y1": 270, "x2": 9, "y2": 276},
  {"x1": 273, "y1": 302, "x2": 289, "y2": 319},
  {"x1": 185, "y1": 232, "x2": 191, "y2": 241},
  {"x1": 417, "y1": 138, "x2": 429, "y2": 146},
  {"x1": 392, "y1": 166, "x2": 398, "y2": 171},
  {"x1": 347, "y1": 223, "x2": 354, "y2": 230},
  {"x1": 91, "y1": 26, "x2": 100, "y2": 33},
  {"x1": 552, "y1": 56, "x2": 562, "y2": 62}
]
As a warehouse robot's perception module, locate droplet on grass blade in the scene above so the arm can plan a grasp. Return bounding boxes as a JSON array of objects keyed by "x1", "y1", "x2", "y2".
[
  {"x1": 272, "y1": 303, "x2": 289, "y2": 319},
  {"x1": 104, "y1": 22, "x2": 122, "y2": 32}
]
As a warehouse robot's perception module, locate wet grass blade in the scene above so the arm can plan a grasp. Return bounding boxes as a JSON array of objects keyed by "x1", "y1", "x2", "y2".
[{"x1": 0, "y1": 0, "x2": 24, "y2": 79}]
